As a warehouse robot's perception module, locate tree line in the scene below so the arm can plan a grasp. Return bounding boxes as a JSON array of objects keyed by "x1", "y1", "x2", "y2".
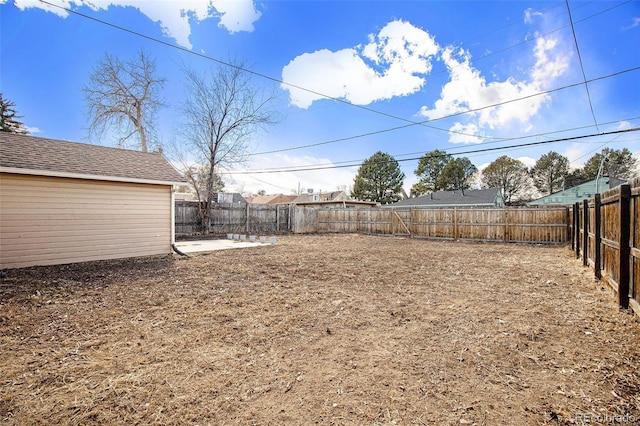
[{"x1": 351, "y1": 148, "x2": 638, "y2": 205}]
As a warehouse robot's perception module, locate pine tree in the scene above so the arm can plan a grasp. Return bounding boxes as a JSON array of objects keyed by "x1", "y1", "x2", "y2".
[
  {"x1": 0, "y1": 94, "x2": 29, "y2": 134},
  {"x1": 352, "y1": 151, "x2": 405, "y2": 204}
]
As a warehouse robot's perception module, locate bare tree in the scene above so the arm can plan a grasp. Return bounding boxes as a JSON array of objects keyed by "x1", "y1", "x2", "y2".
[
  {"x1": 83, "y1": 51, "x2": 165, "y2": 152},
  {"x1": 180, "y1": 61, "x2": 279, "y2": 233}
]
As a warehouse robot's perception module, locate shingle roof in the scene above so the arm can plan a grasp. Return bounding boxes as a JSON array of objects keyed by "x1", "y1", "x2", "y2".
[
  {"x1": 389, "y1": 188, "x2": 502, "y2": 207},
  {"x1": 0, "y1": 133, "x2": 184, "y2": 184}
]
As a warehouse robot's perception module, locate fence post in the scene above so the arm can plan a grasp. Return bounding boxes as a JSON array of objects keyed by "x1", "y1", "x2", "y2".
[
  {"x1": 503, "y1": 208, "x2": 508, "y2": 243},
  {"x1": 583, "y1": 199, "x2": 589, "y2": 267},
  {"x1": 575, "y1": 202, "x2": 580, "y2": 259},
  {"x1": 246, "y1": 203, "x2": 250, "y2": 234},
  {"x1": 566, "y1": 206, "x2": 571, "y2": 243},
  {"x1": 570, "y1": 205, "x2": 575, "y2": 250},
  {"x1": 618, "y1": 185, "x2": 631, "y2": 309},
  {"x1": 594, "y1": 193, "x2": 602, "y2": 280},
  {"x1": 454, "y1": 207, "x2": 458, "y2": 241}
]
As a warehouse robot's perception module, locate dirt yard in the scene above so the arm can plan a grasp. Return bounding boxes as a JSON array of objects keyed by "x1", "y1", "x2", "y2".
[{"x1": 1, "y1": 234, "x2": 639, "y2": 425}]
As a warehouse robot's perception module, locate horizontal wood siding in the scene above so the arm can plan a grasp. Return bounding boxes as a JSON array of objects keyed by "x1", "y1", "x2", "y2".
[{"x1": 0, "y1": 173, "x2": 172, "y2": 269}]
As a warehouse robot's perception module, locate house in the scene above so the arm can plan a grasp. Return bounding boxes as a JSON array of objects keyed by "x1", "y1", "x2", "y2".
[
  {"x1": 246, "y1": 194, "x2": 297, "y2": 204},
  {"x1": 527, "y1": 177, "x2": 625, "y2": 206},
  {"x1": 293, "y1": 190, "x2": 347, "y2": 203},
  {"x1": 0, "y1": 133, "x2": 185, "y2": 269},
  {"x1": 387, "y1": 188, "x2": 505, "y2": 208}
]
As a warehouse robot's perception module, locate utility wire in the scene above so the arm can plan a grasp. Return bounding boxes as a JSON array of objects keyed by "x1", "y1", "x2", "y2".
[
  {"x1": 250, "y1": 116, "x2": 640, "y2": 172},
  {"x1": 251, "y1": 66, "x2": 640, "y2": 156},
  {"x1": 39, "y1": 0, "x2": 637, "y2": 163},
  {"x1": 36, "y1": 0, "x2": 631, "y2": 145},
  {"x1": 36, "y1": 0, "x2": 457, "y2": 136},
  {"x1": 565, "y1": 0, "x2": 600, "y2": 133},
  {"x1": 226, "y1": 127, "x2": 639, "y2": 174}
]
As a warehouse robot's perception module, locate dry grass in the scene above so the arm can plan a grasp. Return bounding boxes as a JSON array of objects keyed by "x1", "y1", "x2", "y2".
[{"x1": 1, "y1": 234, "x2": 639, "y2": 425}]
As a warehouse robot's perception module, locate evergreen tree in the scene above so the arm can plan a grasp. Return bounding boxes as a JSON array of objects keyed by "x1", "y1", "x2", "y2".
[
  {"x1": 438, "y1": 157, "x2": 478, "y2": 191},
  {"x1": 0, "y1": 94, "x2": 29, "y2": 134},
  {"x1": 582, "y1": 148, "x2": 637, "y2": 180},
  {"x1": 411, "y1": 149, "x2": 452, "y2": 195},
  {"x1": 531, "y1": 151, "x2": 569, "y2": 195},
  {"x1": 352, "y1": 151, "x2": 405, "y2": 204}
]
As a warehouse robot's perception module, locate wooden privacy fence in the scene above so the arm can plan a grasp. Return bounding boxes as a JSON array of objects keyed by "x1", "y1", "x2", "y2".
[
  {"x1": 571, "y1": 177, "x2": 640, "y2": 315},
  {"x1": 175, "y1": 201, "x2": 293, "y2": 235},
  {"x1": 296, "y1": 206, "x2": 570, "y2": 244}
]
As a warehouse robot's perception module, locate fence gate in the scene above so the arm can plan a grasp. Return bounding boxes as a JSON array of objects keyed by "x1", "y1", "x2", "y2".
[{"x1": 392, "y1": 208, "x2": 412, "y2": 236}]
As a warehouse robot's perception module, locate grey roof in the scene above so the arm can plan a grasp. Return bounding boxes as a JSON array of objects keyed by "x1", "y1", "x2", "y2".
[
  {"x1": 389, "y1": 188, "x2": 502, "y2": 207},
  {"x1": 0, "y1": 133, "x2": 184, "y2": 184}
]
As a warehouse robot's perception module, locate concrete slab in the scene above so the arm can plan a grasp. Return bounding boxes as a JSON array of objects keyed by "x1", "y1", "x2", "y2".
[{"x1": 174, "y1": 239, "x2": 271, "y2": 254}]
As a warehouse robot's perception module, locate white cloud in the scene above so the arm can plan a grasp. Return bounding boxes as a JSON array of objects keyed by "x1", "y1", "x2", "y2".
[
  {"x1": 282, "y1": 20, "x2": 439, "y2": 109},
  {"x1": 524, "y1": 8, "x2": 542, "y2": 24},
  {"x1": 11, "y1": 0, "x2": 261, "y2": 48},
  {"x1": 623, "y1": 17, "x2": 640, "y2": 30},
  {"x1": 563, "y1": 144, "x2": 590, "y2": 168},
  {"x1": 213, "y1": 0, "x2": 262, "y2": 34},
  {"x1": 517, "y1": 156, "x2": 537, "y2": 169},
  {"x1": 618, "y1": 120, "x2": 632, "y2": 131},
  {"x1": 26, "y1": 126, "x2": 41, "y2": 134},
  {"x1": 448, "y1": 122, "x2": 483, "y2": 144},
  {"x1": 419, "y1": 31, "x2": 570, "y2": 144}
]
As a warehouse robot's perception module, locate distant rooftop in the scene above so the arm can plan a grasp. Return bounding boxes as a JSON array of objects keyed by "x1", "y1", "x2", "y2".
[{"x1": 389, "y1": 188, "x2": 503, "y2": 207}]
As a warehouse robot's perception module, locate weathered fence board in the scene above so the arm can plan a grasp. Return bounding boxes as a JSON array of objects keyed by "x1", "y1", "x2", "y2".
[
  {"x1": 175, "y1": 201, "x2": 291, "y2": 235},
  {"x1": 310, "y1": 206, "x2": 569, "y2": 244},
  {"x1": 571, "y1": 177, "x2": 640, "y2": 316}
]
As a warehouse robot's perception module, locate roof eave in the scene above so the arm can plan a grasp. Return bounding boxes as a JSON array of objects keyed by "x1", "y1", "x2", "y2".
[{"x1": 0, "y1": 166, "x2": 185, "y2": 186}]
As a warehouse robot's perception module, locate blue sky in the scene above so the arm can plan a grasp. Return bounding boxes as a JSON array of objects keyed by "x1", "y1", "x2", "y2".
[{"x1": 1, "y1": 0, "x2": 639, "y2": 195}]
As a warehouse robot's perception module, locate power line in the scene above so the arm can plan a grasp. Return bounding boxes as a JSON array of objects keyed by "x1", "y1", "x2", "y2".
[
  {"x1": 37, "y1": 0, "x2": 632, "y2": 146},
  {"x1": 565, "y1": 0, "x2": 600, "y2": 133},
  {"x1": 226, "y1": 127, "x2": 639, "y2": 174},
  {"x1": 36, "y1": 0, "x2": 459, "y2": 137},
  {"x1": 38, "y1": 0, "x2": 638, "y2": 163},
  {"x1": 243, "y1": 116, "x2": 640, "y2": 172},
  {"x1": 250, "y1": 67, "x2": 640, "y2": 156}
]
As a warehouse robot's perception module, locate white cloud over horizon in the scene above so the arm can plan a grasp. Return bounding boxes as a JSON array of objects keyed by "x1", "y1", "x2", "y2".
[
  {"x1": 9, "y1": 0, "x2": 261, "y2": 48},
  {"x1": 281, "y1": 20, "x2": 439, "y2": 109}
]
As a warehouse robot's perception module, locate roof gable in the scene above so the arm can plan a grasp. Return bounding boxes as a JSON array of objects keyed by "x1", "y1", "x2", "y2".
[{"x1": 0, "y1": 133, "x2": 184, "y2": 184}]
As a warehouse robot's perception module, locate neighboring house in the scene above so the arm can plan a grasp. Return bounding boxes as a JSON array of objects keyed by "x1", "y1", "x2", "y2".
[
  {"x1": 527, "y1": 177, "x2": 625, "y2": 206},
  {"x1": 246, "y1": 194, "x2": 297, "y2": 204},
  {"x1": 388, "y1": 188, "x2": 505, "y2": 208},
  {"x1": 293, "y1": 191, "x2": 348, "y2": 203},
  {"x1": 0, "y1": 133, "x2": 185, "y2": 269}
]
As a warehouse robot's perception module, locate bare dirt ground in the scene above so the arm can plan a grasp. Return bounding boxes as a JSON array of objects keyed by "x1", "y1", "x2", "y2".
[{"x1": 1, "y1": 234, "x2": 639, "y2": 425}]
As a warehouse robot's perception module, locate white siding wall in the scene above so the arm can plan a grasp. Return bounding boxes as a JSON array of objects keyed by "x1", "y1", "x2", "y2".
[{"x1": 0, "y1": 173, "x2": 173, "y2": 269}]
